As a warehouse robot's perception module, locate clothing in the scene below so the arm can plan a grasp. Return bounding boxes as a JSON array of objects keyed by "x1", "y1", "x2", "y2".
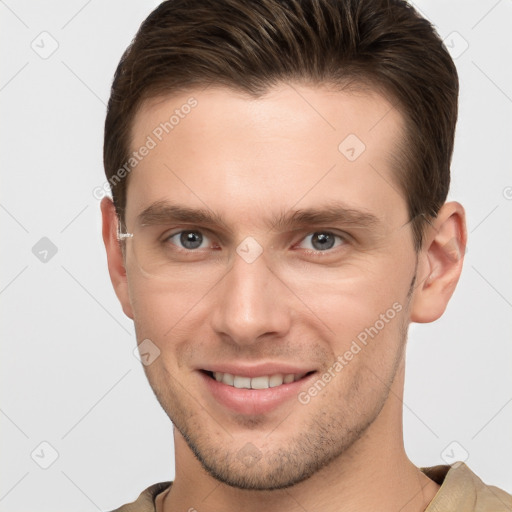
[{"x1": 110, "y1": 462, "x2": 512, "y2": 512}]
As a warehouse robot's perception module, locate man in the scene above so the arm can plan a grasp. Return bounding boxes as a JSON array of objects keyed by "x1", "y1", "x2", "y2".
[{"x1": 100, "y1": 0, "x2": 511, "y2": 510}]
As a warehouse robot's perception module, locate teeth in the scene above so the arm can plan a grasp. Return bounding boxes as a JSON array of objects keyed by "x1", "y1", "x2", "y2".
[
  {"x1": 269, "y1": 374, "x2": 283, "y2": 387},
  {"x1": 212, "y1": 372, "x2": 306, "y2": 389},
  {"x1": 222, "y1": 373, "x2": 234, "y2": 386},
  {"x1": 233, "y1": 376, "x2": 251, "y2": 389},
  {"x1": 251, "y1": 376, "x2": 270, "y2": 389}
]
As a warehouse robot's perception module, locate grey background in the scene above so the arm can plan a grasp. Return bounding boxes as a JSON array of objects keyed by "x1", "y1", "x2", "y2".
[{"x1": 1, "y1": 1, "x2": 511, "y2": 510}]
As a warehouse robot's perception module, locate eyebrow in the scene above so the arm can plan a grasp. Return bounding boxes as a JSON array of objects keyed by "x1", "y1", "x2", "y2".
[
  {"x1": 270, "y1": 204, "x2": 380, "y2": 231},
  {"x1": 136, "y1": 200, "x2": 380, "y2": 232},
  {"x1": 137, "y1": 201, "x2": 230, "y2": 230}
]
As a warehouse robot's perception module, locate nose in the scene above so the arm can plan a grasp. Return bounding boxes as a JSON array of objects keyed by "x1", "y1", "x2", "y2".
[{"x1": 210, "y1": 252, "x2": 292, "y2": 346}]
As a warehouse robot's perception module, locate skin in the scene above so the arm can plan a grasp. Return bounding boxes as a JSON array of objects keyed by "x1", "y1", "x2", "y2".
[{"x1": 101, "y1": 83, "x2": 466, "y2": 512}]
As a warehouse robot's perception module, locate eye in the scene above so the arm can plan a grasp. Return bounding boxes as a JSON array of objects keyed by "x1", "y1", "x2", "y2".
[
  {"x1": 298, "y1": 231, "x2": 345, "y2": 251},
  {"x1": 166, "y1": 230, "x2": 211, "y2": 250}
]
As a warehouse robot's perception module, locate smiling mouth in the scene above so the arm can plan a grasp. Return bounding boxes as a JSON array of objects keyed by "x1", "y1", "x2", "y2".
[{"x1": 203, "y1": 370, "x2": 315, "y2": 390}]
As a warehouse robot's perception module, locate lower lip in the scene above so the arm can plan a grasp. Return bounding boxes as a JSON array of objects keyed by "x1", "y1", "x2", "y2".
[{"x1": 199, "y1": 371, "x2": 316, "y2": 415}]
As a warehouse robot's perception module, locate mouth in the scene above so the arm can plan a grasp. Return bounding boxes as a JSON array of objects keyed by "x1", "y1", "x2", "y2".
[
  {"x1": 199, "y1": 369, "x2": 317, "y2": 415},
  {"x1": 204, "y1": 370, "x2": 314, "y2": 389}
]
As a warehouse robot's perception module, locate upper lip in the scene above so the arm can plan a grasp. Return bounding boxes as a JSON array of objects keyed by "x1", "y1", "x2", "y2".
[{"x1": 200, "y1": 363, "x2": 316, "y2": 378}]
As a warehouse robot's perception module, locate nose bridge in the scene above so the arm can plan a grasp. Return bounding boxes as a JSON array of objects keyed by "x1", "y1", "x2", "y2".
[{"x1": 210, "y1": 251, "x2": 291, "y2": 344}]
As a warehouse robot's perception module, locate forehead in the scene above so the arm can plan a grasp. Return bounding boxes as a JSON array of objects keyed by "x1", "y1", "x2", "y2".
[{"x1": 126, "y1": 83, "x2": 408, "y2": 229}]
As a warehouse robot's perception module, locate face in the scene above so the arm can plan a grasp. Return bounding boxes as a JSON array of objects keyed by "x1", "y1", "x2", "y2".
[{"x1": 119, "y1": 84, "x2": 420, "y2": 489}]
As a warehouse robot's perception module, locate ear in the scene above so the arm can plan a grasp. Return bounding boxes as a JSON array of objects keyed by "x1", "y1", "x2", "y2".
[
  {"x1": 100, "y1": 197, "x2": 134, "y2": 320},
  {"x1": 410, "y1": 201, "x2": 467, "y2": 323}
]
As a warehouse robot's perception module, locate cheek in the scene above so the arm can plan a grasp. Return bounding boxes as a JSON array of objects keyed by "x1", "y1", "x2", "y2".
[
  {"x1": 127, "y1": 274, "x2": 220, "y2": 378},
  {"x1": 127, "y1": 268, "x2": 214, "y2": 337},
  {"x1": 127, "y1": 284, "x2": 184, "y2": 360},
  {"x1": 288, "y1": 258, "x2": 412, "y2": 357}
]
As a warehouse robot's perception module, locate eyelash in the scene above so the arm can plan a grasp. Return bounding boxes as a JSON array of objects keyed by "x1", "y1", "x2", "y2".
[
  {"x1": 161, "y1": 228, "x2": 348, "y2": 254},
  {"x1": 297, "y1": 232, "x2": 345, "y2": 253},
  {"x1": 163, "y1": 230, "x2": 218, "y2": 252}
]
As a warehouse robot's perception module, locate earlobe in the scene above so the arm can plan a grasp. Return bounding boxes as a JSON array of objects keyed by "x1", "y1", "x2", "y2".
[
  {"x1": 410, "y1": 201, "x2": 467, "y2": 323},
  {"x1": 100, "y1": 197, "x2": 134, "y2": 320}
]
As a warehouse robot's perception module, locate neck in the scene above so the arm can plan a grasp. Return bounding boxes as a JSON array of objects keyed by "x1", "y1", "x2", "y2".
[{"x1": 159, "y1": 362, "x2": 440, "y2": 512}]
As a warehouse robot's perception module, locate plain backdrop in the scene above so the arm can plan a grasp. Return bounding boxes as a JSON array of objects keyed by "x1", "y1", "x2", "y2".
[{"x1": 1, "y1": 1, "x2": 511, "y2": 510}]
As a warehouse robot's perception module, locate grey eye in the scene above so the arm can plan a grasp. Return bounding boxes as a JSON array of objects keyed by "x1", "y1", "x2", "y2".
[
  {"x1": 311, "y1": 232, "x2": 335, "y2": 250},
  {"x1": 299, "y1": 231, "x2": 344, "y2": 251},
  {"x1": 166, "y1": 230, "x2": 207, "y2": 250}
]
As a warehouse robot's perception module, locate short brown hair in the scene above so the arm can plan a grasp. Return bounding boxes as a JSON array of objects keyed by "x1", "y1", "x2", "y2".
[{"x1": 104, "y1": 0, "x2": 458, "y2": 250}]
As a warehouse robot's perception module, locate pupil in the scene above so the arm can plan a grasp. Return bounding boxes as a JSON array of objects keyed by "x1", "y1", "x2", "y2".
[
  {"x1": 312, "y1": 232, "x2": 334, "y2": 250},
  {"x1": 180, "y1": 231, "x2": 203, "y2": 249}
]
